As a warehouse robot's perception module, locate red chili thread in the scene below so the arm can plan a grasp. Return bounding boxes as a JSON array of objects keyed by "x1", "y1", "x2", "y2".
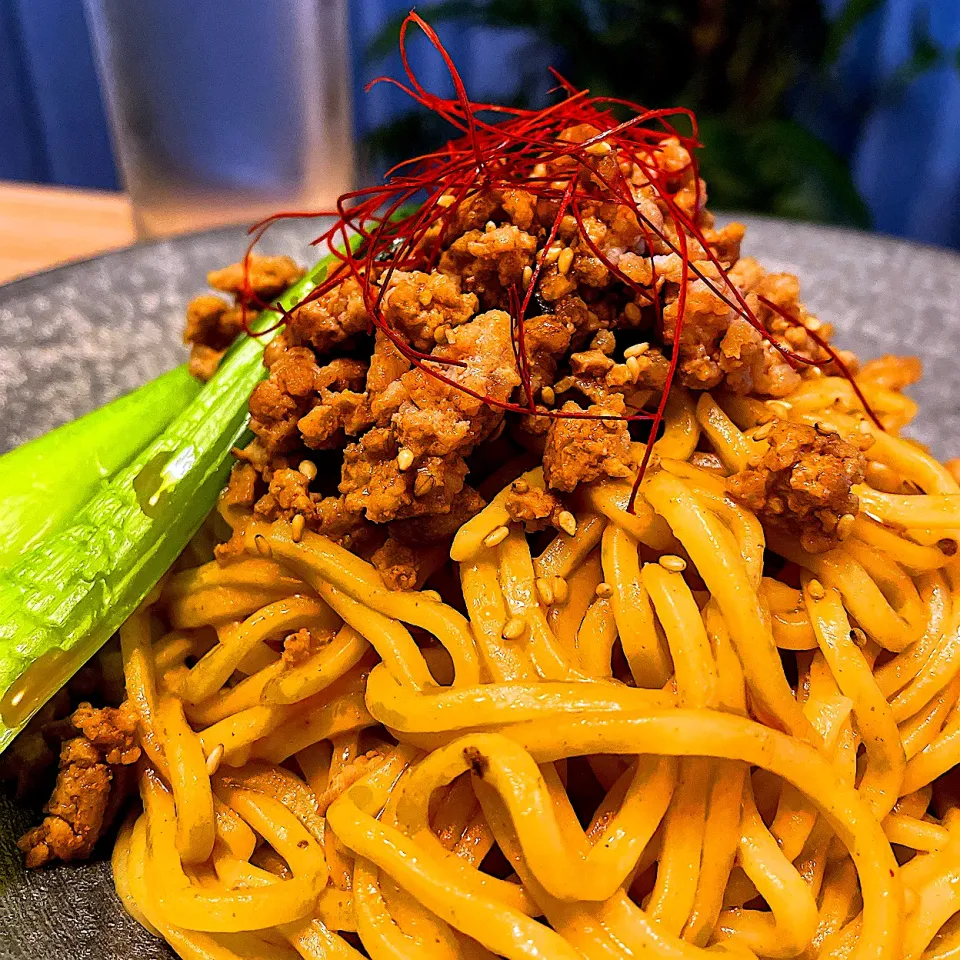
[{"x1": 238, "y1": 10, "x2": 878, "y2": 511}]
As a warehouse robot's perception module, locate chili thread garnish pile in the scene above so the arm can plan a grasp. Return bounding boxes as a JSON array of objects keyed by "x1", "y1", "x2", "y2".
[{"x1": 239, "y1": 10, "x2": 880, "y2": 512}]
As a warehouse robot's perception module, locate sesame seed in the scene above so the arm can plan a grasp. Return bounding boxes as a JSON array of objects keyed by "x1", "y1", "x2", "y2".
[
  {"x1": 552, "y1": 576, "x2": 569, "y2": 604},
  {"x1": 849, "y1": 627, "x2": 867, "y2": 647},
  {"x1": 254, "y1": 534, "x2": 272, "y2": 557},
  {"x1": 753, "y1": 422, "x2": 773, "y2": 441},
  {"x1": 397, "y1": 448, "x2": 415, "y2": 471},
  {"x1": 483, "y1": 525, "x2": 510, "y2": 548},
  {"x1": 558, "y1": 248, "x2": 574, "y2": 275},
  {"x1": 205, "y1": 743, "x2": 224, "y2": 776},
  {"x1": 659, "y1": 555, "x2": 686, "y2": 573},
  {"x1": 502, "y1": 617, "x2": 527, "y2": 641},
  {"x1": 541, "y1": 386, "x2": 556, "y2": 406},
  {"x1": 414, "y1": 473, "x2": 435, "y2": 498},
  {"x1": 623, "y1": 303, "x2": 642, "y2": 324},
  {"x1": 836, "y1": 513, "x2": 856, "y2": 540},
  {"x1": 807, "y1": 579, "x2": 826, "y2": 601},
  {"x1": 623, "y1": 341, "x2": 649, "y2": 359},
  {"x1": 535, "y1": 578, "x2": 555, "y2": 606},
  {"x1": 298, "y1": 460, "x2": 318, "y2": 481},
  {"x1": 291, "y1": 514, "x2": 306, "y2": 543},
  {"x1": 585, "y1": 140, "x2": 612, "y2": 156},
  {"x1": 625, "y1": 356, "x2": 641, "y2": 382},
  {"x1": 815, "y1": 421, "x2": 839, "y2": 436},
  {"x1": 558, "y1": 510, "x2": 578, "y2": 536},
  {"x1": 766, "y1": 401, "x2": 792, "y2": 418},
  {"x1": 522, "y1": 265, "x2": 533, "y2": 288},
  {"x1": 595, "y1": 582, "x2": 614, "y2": 599}
]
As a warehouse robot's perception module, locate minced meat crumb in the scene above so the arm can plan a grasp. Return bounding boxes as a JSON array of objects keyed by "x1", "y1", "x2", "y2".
[
  {"x1": 543, "y1": 397, "x2": 633, "y2": 493},
  {"x1": 726, "y1": 420, "x2": 869, "y2": 553},
  {"x1": 504, "y1": 480, "x2": 564, "y2": 531},
  {"x1": 282, "y1": 628, "x2": 334, "y2": 668},
  {"x1": 18, "y1": 702, "x2": 140, "y2": 868}
]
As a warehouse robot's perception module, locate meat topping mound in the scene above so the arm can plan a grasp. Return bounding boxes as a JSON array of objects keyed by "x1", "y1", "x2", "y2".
[
  {"x1": 18, "y1": 703, "x2": 140, "y2": 868},
  {"x1": 726, "y1": 420, "x2": 868, "y2": 553},
  {"x1": 180, "y1": 126, "x2": 871, "y2": 569},
  {"x1": 543, "y1": 397, "x2": 633, "y2": 493}
]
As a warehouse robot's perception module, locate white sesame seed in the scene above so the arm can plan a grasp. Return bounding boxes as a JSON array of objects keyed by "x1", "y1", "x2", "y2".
[
  {"x1": 522, "y1": 265, "x2": 533, "y2": 288},
  {"x1": 623, "y1": 341, "x2": 649, "y2": 359},
  {"x1": 541, "y1": 386, "x2": 556, "y2": 406},
  {"x1": 552, "y1": 576, "x2": 569, "y2": 604},
  {"x1": 254, "y1": 534, "x2": 272, "y2": 557},
  {"x1": 836, "y1": 513, "x2": 856, "y2": 540},
  {"x1": 502, "y1": 617, "x2": 527, "y2": 641},
  {"x1": 659, "y1": 555, "x2": 687, "y2": 573},
  {"x1": 205, "y1": 743, "x2": 224, "y2": 776},
  {"x1": 536, "y1": 578, "x2": 555, "y2": 606},
  {"x1": 483, "y1": 525, "x2": 510, "y2": 548},
  {"x1": 558, "y1": 510, "x2": 578, "y2": 536},
  {"x1": 414, "y1": 473, "x2": 435, "y2": 497},
  {"x1": 585, "y1": 140, "x2": 612, "y2": 156},
  {"x1": 397, "y1": 448, "x2": 415, "y2": 471},
  {"x1": 291, "y1": 514, "x2": 306, "y2": 543},
  {"x1": 298, "y1": 460, "x2": 318, "y2": 481}
]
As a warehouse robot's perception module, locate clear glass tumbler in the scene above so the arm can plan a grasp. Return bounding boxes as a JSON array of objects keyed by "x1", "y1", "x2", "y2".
[{"x1": 83, "y1": 0, "x2": 353, "y2": 237}]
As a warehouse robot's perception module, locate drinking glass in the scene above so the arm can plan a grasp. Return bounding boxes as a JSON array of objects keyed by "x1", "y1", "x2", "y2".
[{"x1": 83, "y1": 0, "x2": 354, "y2": 237}]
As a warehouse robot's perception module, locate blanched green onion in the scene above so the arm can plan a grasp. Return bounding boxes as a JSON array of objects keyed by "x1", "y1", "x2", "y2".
[
  {"x1": 0, "y1": 365, "x2": 200, "y2": 566},
  {"x1": 0, "y1": 244, "x2": 351, "y2": 754}
]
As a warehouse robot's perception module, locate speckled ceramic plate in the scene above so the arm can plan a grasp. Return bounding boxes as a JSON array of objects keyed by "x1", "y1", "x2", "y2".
[{"x1": 0, "y1": 216, "x2": 959, "y2": 959}]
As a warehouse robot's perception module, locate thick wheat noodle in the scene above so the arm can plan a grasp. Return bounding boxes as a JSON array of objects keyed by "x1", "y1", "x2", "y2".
[{"x1": 111, "y1": 381, "x2": 960, "y2": 960}]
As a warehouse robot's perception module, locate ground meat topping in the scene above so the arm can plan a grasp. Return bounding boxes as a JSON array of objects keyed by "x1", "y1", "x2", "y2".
[
  {"x1": 282, "y1": 628, "x2": 334, "y2": 668},
  {"x1": 504, "y1": 480, "x2": 564, "y2": 531},
  {"x1": 371, "y1": 537, "x2": 421, "y2": 591},
  {"x1": 382, "y1": 270, "x2": 479, "y2": 352},
  {"x1": 726, "y1": 420, "x2": 869, "y2": 553},
  {"x1": 181, "y1": 124, "x2": 863, "y2": 567},
  {"x1": 17, "y1": 703, "x2": 140, "y2": 868},
  {"x1": 543, "y1": 397, "x2": 633, "y2": 493},
  {"x1": 207, "y1": 255, "x2": 304, "y2": 300}
]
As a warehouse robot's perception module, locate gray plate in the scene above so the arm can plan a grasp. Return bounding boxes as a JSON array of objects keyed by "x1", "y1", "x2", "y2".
[{"x1": 0, "y1": 216, "x2": 959, "y2": 959}]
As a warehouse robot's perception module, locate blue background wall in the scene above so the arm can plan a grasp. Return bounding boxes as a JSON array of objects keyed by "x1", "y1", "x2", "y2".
[{"x1": 0, "y1": 0, "x2": 957, "y2": 247}]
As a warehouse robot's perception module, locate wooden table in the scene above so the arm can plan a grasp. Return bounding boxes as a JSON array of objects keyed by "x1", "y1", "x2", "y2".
[{"x1": 0, "y1": 180, "x2": 136, "y2": 284}]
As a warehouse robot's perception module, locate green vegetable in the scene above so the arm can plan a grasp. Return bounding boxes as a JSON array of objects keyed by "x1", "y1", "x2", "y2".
[
  {"x1": 0, "y1": 245, "x2": 350, "y2": 755},
  {"x1": 0, "y1": 365, "x2": 201, "y2": 567}
]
